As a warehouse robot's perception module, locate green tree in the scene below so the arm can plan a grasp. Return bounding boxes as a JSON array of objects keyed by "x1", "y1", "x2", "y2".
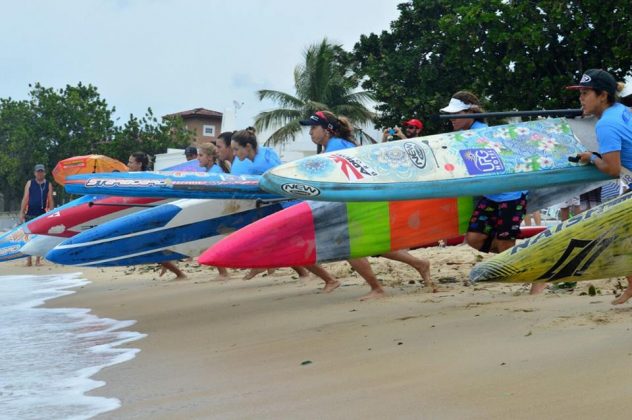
[
  {"x1": 99, "y1": 108, "x2": 193, "y2": 166},
  {"x1": 0, "y1": 82, "x2": 194, "y2": 209},
  {"x1": 0, "y1": 98, "x2": 44, "y2": 210},
  {"x1": 352, "y1": 0, "x2": 632, "y2": 134},
  {"x1": 29, "y1": 82, "x2": 118, "y2": 165},
  {"x1": 255, "y1": 38, "x2": 375, "y2": 147}
]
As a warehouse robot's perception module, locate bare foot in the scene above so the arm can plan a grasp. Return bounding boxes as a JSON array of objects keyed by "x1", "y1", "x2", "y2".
[
  {"x1": 214, "y1": 273, "x2": 230, "y2": 281},
  {"x1": 530, "y1": 282, "x2": 548, "y2": 295},
  {"x1": 359, "y1": 289, "x2": 386, "y2": 301},
  {"x1": 35, "y1": 258, "x2": 43, "y2": 266},
  {"x1": 243, "y1": 268, "x2": 265, "y2": 280},
  {"x1": 159, "y1": 266, "x2": 167, "y2": 277},
  {"x1": 322, "y1": 280, "x2": 341, "y2": 293},
  {"x1": 25, "y1": 259, "x2": 33, "y2": 267},
  {"x1": 612, "y1": 289, "x2": 632, "y2": 305},
  {"x1": 174, "y1": 273, "x2": 187, "y2": 281}
]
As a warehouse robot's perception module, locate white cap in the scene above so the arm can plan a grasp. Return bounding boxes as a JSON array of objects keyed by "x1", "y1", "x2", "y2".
[{"x1": 440, "y1": 98, "x2": 473, "y2": 113}]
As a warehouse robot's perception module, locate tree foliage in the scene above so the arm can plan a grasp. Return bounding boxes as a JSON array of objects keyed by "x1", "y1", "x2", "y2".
[
  {"x1": 0, "y1": 83, "x2": 193, "y2": 210},
  {"x1": 255, "y1": 38, "x2": 375, "y2": 147},
  {"x1": 352, "y1": 0, "x2": 632, "y2": 133}
]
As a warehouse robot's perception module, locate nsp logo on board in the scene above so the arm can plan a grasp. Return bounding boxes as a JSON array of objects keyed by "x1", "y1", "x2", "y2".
[
  {"x1": 329, "y1": 154, "x2": 377, "y2": 181},
  {"x1": 281, "y1": 183, "x2": 321, "y2": 197},
  {"x1": 403, "y1": 142, "x2": 428, "y2": 169}
]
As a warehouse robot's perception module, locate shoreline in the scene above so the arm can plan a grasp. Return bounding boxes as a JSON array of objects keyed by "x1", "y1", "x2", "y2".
[{"x1": 5, "y1": 247, "x2": 632, "y2": 419}]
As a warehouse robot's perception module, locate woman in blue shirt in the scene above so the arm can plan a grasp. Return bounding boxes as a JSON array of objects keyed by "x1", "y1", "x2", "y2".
[
  {"x1": 230, "y1": 129, "x2": 281, "y2": 175},
  {"x1": 299, "y1": 111, "x2": 435, "y2": 300},
  {"x1": 568, "y1": 69, "x2": 632, "y2": 305},
  {"x1": 197, "y1": 143, "x2": 230, "y2": 174}
]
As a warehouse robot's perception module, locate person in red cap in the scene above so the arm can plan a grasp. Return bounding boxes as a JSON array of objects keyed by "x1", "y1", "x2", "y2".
[{"x1": 381, "y1": 118, "x2": 424, "y2": 142}]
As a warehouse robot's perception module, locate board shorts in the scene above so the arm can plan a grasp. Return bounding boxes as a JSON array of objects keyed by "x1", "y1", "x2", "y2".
[{"x1": 468, "y1": 194, "x2": 527, "y2": 241}]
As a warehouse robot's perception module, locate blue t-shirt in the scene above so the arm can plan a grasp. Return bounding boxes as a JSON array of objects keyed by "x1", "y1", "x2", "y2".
[
  {"x1": 230, "y1": 157, "x2": 254, "y2": 175},
  {"x1": 325, "y1": 137, "x2": 356, "y2": 152},
  {"x1": 207, "y1": 164, "x2": 224, "y2": 174},
  {"x1": 596, "y1": 102, "x2": 632, "y2": 172},
  {"x1": 470, "y1": 120, "x2": 487, "y2": 130},
  {"x1": 246, "y1": 146, "x2": 281, "y2": 175}
]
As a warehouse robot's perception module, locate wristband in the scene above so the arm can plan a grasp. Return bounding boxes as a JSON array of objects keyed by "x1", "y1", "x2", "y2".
[{"x1": 589, "y1": 152, "x2": 601, "y2": 164}]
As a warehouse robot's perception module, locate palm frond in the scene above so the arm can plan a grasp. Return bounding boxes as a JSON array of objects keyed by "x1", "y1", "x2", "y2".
[
  {"x1": 257, "y1": 90, "x2": 304, "y2": 109},
  {"x1": 263, "y1": 121, "x2": 303, "y2": 147},
  {"x1": 254, "y1": 109, "x2": 302, "y2": 133}
]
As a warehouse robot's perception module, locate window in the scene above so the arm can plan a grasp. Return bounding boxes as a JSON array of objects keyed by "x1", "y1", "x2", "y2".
[{"x1": 203, "y1": 125, "x2": 215, "y2": 137}]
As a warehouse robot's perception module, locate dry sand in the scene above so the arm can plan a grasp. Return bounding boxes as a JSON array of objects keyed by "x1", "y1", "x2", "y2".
[{"x1": 7, "y1": 245, "x2": 632, "y2": 419}]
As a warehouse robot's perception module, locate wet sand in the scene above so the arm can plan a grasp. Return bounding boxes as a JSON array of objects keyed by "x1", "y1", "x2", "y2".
[{"x1": 7, "y1": 245, "x2": 632, "y2": 419}]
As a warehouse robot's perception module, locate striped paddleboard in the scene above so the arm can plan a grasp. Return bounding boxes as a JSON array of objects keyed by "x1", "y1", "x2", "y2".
[{"x1": 470, "y1": 192, "x2": 632, "y2": 284}]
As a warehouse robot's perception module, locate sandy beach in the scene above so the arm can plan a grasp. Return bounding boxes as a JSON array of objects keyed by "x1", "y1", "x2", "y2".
[{"x1": 7, "y1": 245, "x2": 632, "y2": 419}]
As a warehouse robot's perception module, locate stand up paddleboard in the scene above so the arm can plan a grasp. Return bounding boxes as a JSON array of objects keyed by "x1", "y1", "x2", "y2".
[
  {"x1": 470, "y1": 192, "x2": 632, "y2": 284},
  {"x1": 64, "y1": 172, "x2": 282, "y2": 200},
  {"x1": 198, "y1": 193, "x2": 554, "y2": 269},
  {"x1": 46, "y1": 198, "x2": 290, "y2": 267},
  {"x1": 26, "y1": 195, "x2": 172, "y2": 237},
  {"x1": 259, "y1": 118, "x2": 612, "y2": 201}
]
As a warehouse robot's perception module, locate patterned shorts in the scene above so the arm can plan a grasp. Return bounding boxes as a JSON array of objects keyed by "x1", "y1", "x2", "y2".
[{"x1": 468, "y1": 194, "x2": 527, "y2": 240}]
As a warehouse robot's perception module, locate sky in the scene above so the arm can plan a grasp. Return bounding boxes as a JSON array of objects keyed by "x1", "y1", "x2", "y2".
[{"x1": 1, "y1": 0, "x2": 403, "y2": 133}]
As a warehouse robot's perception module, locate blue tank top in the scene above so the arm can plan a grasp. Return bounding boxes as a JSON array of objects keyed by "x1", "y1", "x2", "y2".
[{"x1": 27, "y1": 179, "x2": 49, "y2": 216}]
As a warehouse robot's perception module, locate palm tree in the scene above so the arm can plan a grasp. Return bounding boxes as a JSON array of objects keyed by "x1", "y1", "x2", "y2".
[{"x1": 255, "y1": 39, "x2": 375, "y2": 147}]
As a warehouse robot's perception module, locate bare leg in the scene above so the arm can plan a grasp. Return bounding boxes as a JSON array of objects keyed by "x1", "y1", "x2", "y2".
[
  {"x1": 159, "y1": 262, "x2": 186, "y2": 280},
  {"x1": 612, "y1": 276, "x2": 632, "y2": 305},
  {"x1": 292, "y1": 266, "x2": 310, "y2": 278},
  {"x1": 35, "y1": 256, "x2": 43, "y2": 266},
  {"x1": 25, "y1": 256, "x2": 33, "y2": 267},
  {"x1": 347, "y1": 258, "x2": 385, "y2": 300},
  {"x1": 304, "y1": 264, "x2": 340, "y2": 293},
  {"x1": 532, "y1": 210, "x2": 542, "y2": 225},
  {"x1": 381, "y1": 250, "x2": 435, "y2": 291},
  {"x1": 530, "y1": 282, "x2": 548, "y2": 295},
  {"x1": 465, "y1": 232, "x2": 489, "y2": 252},
  {"x1": 216, "y1": 267, "x2": 230, "y2": 280}
]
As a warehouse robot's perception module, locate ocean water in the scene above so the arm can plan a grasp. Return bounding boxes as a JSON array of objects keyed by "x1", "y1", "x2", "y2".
[{"x1": 0, "y1": 273, "x2": 145, "y2": 419}]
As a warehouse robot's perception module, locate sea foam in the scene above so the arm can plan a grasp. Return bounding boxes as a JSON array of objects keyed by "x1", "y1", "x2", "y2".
[{"x1": 0, "y1": 273, "x2": 145, "y2": 419}]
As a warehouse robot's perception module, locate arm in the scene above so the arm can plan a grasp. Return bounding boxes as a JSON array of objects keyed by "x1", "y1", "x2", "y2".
[
  {"x1": 19, "y1": 181, "x2": 30, "y2": 222},
  {"x1": 578, "y1": 151, "x2": 621, "y2": 177},
  {"x1": 45, "y1": 182, "x2": 55, "y2": 212}
]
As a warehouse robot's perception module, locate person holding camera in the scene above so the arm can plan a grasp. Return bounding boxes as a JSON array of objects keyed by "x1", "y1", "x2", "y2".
[{"x1": 381, "y1": 118, "x2": 424, "y2": 142}]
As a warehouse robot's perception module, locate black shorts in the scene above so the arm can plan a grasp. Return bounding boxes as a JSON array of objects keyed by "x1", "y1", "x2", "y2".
[{"x1": 467, "y1": 194, "x2": 527, "y2": 241}]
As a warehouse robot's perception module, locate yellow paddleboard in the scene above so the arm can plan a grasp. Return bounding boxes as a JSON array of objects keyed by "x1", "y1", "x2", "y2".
[{"x1": 471, "y1": 192, "x2": 632, "y2": 283}]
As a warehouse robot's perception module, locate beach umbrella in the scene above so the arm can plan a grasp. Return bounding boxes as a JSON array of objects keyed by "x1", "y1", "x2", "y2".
[{"x1": 52, "y1": 154, "x2": 128, "y2": 186}]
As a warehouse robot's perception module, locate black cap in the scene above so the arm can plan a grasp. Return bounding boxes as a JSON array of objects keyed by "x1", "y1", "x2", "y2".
[
  {"x1": 184, "y1": 146, "x2": 198, "y2": 156},
  {"x1": 566, "y1": 69, "x2": 617, "y2": 96},
  {"x1": 299, "y1": 111, "x2": 338, "y2": 131}
]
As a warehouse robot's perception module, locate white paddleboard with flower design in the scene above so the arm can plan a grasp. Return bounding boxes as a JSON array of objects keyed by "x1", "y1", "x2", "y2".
[{"x1": 260, "y1": 118, "x2": 612, "y2": 201}]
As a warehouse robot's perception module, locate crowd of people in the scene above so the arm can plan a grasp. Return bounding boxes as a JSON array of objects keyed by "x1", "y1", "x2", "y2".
[{"x1": 21, "y1": 69, "x2": 632, "y2": 303}]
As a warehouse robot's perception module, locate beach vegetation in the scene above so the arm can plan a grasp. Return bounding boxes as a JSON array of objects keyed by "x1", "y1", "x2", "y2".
[
  {"x1": 255, "y1": 38, "x2": 375, "y2": 147},
  {"x1": 351, "y1": 0, "x2": 632, "y2": 134},
  {"x1": 0, "y1": 83, "x2": 193, "y2": 209}
]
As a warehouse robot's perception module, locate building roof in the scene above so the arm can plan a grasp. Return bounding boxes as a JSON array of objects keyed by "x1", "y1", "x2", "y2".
[{"x1": 164, "y1": 108, "x2": 223, "y2": 119}]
